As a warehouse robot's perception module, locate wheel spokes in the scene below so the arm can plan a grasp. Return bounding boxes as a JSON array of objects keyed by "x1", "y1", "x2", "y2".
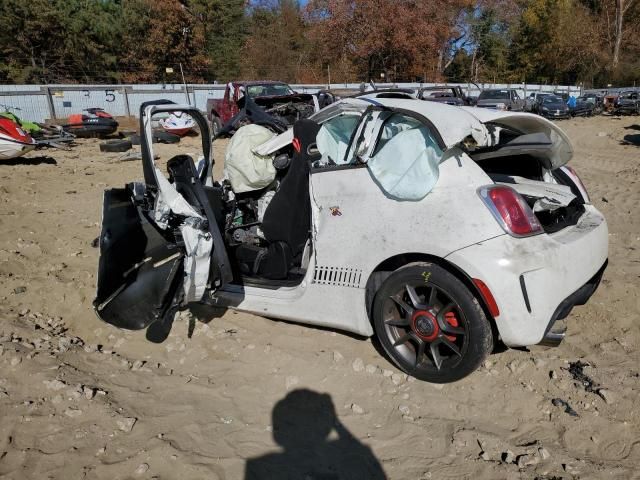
[
  {"x1": 427, "y1": 286, "x2": 438, "y2": 308},
  {"x1": 437, "y1": 302, "x2": 465, "y2": 335},
  {"x1": 385, "y1": 317, "x2": 410, "y2": 327},
  {"x1": 392, "y1": 332, "x2": 413, "y2": 347},
  {"x1": 405, "y1": 285, "x2": 424, "y2": 309},
  {"x1": 390, "y1": 293, "x2": 414, "y2": 316},
  {"x1": 439, "y1": 336, "x2": 462, "y2": 357},
  {"x1": 429, "y1": 340, "x2": 444, "y2": 370},
  {"x1": 441, "y1": 324, "x2": 465, "y2": 335},
  {"x1": 414, "y1": 339, "x2": 426, "y2": 368},
  {"x1": 385, "y1": 282, "x2": 466, "y2": 373}
]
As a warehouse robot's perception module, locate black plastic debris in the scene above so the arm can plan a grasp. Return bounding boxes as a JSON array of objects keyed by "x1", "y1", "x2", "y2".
[
  {"x1": 567, "y1": 360, "x2": 599, "y2": 393},
  {"x1": 552, "y1": 398, "x2": 579, "y2": 417}
]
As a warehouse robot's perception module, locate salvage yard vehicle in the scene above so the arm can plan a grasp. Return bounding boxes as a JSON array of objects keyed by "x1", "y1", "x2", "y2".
[
  {"x1": 576, "y1": 94, "x2": 603, "y2": 115},
  {"x1": 533, "y1": 95, "x2": 571, "y2": 119},
  {"x1": 569, "y1": 96, "x2": 596, "y2": 117},
  {"x1": 613, "y1": 90, "x2": 640, "y2": 115},
  {"x1": 417, "y1": 86, "x2": 472, "y2": 106},
  {"x1": 94, "y1": 98, "x2": 608, "y2": 383},
  {"x1": 525, "y1": 92, "x2": 552, "y2": 112},
  {"x1": 476, "y1": 89, "x2": 525, "y2": 111},
  {"x1": 206, "y1": 81, "x2": 319, "y2": 136}
]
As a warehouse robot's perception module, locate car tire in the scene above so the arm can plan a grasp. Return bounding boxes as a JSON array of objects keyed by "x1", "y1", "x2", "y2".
[
  {"x1": 372, "y1": 263, "x2": 494, "y2": 383},
  {"x1": 99, "y1": 139, "x2": 132, "y2": 153},
  {"x1": 153, "y1": 131, "x2": 180, "y2": 144},
  {"x1": 128, "y1": 134, "x2": 141, "y2": 145},
  {"x1": 211, "y1": 115, "x2": 222, "y2": 137}
]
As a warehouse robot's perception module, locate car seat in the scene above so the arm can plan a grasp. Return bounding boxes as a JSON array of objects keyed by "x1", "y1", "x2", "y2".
[{"x1": 235, "y1": 119, "x2": 321, "y2": 279}]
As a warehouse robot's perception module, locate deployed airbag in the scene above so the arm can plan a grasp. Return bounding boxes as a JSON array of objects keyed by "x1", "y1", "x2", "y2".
[
  {"x1": 224, "y1": 124, "x2": 277, "y2": 193},
  {"x1": 367, "y1": 127, "x2": 443, "y2": 201}
]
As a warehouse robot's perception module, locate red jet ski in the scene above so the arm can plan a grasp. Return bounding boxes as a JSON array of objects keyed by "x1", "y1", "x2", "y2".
[
  {"x1": 0, "y1": 117, "x2": 36, "y2": 160},
  {"x1": 63, "y1": 108, "x2": 118, "y2": 138}
]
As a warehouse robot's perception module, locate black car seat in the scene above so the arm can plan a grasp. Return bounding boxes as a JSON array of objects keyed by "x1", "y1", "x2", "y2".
[{"x1": 235, "y1": 119, "x2": 321, "y2": 279}]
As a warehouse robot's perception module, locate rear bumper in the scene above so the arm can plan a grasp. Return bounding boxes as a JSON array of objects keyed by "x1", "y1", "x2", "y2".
[
  {"x1": 540, "y1": 111, "x2": 571, "y2": 119},
  {"x1": 538, "y1": 259, "x2": 607, "y2": 346},
  {"x1": 446, "y1": 205, "x2": 608, "y2": 347}
]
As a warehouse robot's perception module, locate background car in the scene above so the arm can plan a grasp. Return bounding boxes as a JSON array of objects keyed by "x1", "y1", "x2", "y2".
[
  {"x1": 476, "y1": 89, "x2": 525, "y2": 111},
  {"x1": 534, "y1": 95, "x2": 571, "y2": 119},
  {"x1": 206, "y1": 81, "x2": 318, "y2": 136},
  {"x1": 614, "y1": 90, "x2": 640, "y2": 115},
  {"x1": 525, "y1": 91, "x2": 553, "y2": 111},
  {"x1": 576, "y1": 94, "x2": 603, "y2": 115},
  {"x1": 570, "y1": 96, "x2": 596, "y2": 117},
  {"x1": 417, "y1": 86, "x2": 472, "y2": 106}
]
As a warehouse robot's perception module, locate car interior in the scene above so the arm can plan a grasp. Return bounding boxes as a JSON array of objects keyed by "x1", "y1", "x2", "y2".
[{"x1": 225, "y1": 119, "x2": 321, "y2": 285}]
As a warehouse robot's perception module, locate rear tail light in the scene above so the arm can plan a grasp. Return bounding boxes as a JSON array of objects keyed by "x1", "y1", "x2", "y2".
[
  {"x1": 478, "y1": 185, "x2": 543, "y2": 237},
  {"x1": 563, "y1": 165, "x2": 590, "y2": 202}
]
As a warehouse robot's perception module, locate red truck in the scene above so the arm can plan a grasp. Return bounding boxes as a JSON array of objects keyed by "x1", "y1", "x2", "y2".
[{"x1": 206, "y1": 81, "x2": 318, "y2": 136}]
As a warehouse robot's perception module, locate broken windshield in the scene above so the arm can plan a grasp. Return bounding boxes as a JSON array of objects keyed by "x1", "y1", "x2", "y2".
[{"x1": 246, "y1": 84, "x2": 295, "y2": 97}]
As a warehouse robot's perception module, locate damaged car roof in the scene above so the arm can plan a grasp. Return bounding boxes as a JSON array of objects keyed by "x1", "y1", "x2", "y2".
[{"x1": 254, "y1": 97, "x2": 574, "y2": 170}]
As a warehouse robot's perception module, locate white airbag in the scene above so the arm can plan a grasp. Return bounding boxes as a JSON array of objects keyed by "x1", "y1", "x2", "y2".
[
  {"x1": 224, "y1": 124, "x2": 276, "y2": 193},
  {"x1": 367, "y1": 127, "x2": 443, "y2": 201}
]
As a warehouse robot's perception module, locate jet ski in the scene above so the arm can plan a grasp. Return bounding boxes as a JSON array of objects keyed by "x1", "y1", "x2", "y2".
[
  {"x1": 63, "y1": 108, "x2": 118, "y2": 138},
  {"x1": 0, "y1": 117, "x2": 37, "y2": 160},
  {"x1": 160, "y1": 111, "x2": 195, "y2": 136}
]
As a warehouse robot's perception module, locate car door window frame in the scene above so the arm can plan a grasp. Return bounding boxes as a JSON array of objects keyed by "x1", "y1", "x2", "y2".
[
  {"x1": 310, "y1": 106, "x2": 378, "y2": 174},
  {"x1": 310, "y1": 105, "x2": 447, "y2": 174}
]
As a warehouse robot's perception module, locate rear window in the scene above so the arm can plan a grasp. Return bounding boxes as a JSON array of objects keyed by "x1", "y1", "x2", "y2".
[{"x1": 479, "y1": 90, "x2": 510, "y2": 100}]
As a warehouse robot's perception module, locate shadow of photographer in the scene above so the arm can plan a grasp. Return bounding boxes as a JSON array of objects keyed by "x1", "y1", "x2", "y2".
[{"x1": 245, "y1": 389, "x2": 386, "y2": 480}]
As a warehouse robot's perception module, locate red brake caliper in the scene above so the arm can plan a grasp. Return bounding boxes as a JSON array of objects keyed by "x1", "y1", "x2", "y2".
[{"x1": 445, "y1": 311, "x2": 458, "y2": 342}]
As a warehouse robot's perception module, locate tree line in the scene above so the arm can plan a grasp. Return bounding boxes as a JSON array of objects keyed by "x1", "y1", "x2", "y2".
[{"x1": 1, "y1": 0, "x2": 638, "y2": 87}]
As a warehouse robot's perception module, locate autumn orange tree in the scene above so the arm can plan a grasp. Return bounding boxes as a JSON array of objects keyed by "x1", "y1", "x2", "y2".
[
  {"x1": 304, "y1": 0, "x2": 475, "y2": 83},
  {"x1": 0, "y1": 0, "x2": 638, "y2": 86},
  {"x1": 118, "y1": 0, "x2": 210, "y2": 83}
]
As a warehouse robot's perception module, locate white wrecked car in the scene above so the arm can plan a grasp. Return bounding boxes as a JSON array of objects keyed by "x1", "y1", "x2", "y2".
[{"x1": 94, "y1": 98, "x2": 608, "y2": 383}]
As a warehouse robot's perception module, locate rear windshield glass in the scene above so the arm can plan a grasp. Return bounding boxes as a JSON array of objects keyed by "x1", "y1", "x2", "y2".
[{"x1": 479, "y1": 90, "x2": 510, "y2": 99}]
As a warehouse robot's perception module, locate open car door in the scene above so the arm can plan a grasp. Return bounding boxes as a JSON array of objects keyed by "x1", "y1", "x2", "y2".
[{"x1": 93, "y1": 100, "x2": 232, "y2": 331}]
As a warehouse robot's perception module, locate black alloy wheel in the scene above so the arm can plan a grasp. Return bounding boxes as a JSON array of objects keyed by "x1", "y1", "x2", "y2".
[{"x1": 373, "y1": 263, "x2": 494, "y2": 383}]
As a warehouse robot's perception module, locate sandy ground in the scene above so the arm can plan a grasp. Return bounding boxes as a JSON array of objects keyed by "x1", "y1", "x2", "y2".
[{"x1": 0, "y1": 115, "x2": 639, "y2": 480}]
